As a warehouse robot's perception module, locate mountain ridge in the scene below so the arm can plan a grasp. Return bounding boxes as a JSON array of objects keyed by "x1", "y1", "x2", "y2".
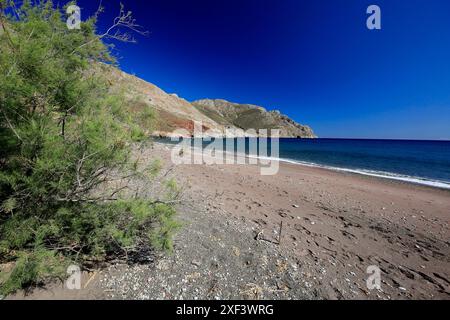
[
  {"x1": 106, "y1": 66, "x2": 316, "y2": 138},
  {"x1": 192, "y1": 99, "x2": 316, "y2": 138}
]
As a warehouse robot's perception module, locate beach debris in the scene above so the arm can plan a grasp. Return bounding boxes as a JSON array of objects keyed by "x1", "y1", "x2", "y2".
[
  {"x1": 255, "y1": 230, "x2": 264, "y2": 241},
  {"x1": 186, "y1": 272, "x2": 201, "y2": 281},
  {"x1": 278, "y1": 221, "x2": 283, "y2": 245},
  {"x1": 156, "y1": 260, "x2": 171, "y2": 271},
  {"x1": 191, "y1": 259, "x2": 202, "y2": 268},
  {"x1": 293, "y1": 204, "x2": 299, "y2": 208},
  {"x1": 231, "y1": 246, "x2": 241, "y2": 257},
  {"x1": 276, "y1": 260, "x2": 289, "y2": 273},
  {"x1": 83, "y1": 271, "x2": 97, "y2": 289},
  {"x1": 240, "y1": 283, "x2": 263, "y2": 300},
  {"x1": 254, "y1": 222, "x2": 283, "y2": 246}
]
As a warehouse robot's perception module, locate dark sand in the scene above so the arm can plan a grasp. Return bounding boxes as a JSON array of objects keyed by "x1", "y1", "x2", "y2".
[{"x1": 7, "y1": 143, "x2": 450, "y2": 300}]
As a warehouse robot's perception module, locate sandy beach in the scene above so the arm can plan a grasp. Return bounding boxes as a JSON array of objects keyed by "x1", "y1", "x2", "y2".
[
  {"x1": 3, "y1": 0, "x2": 450, "y2": 306},
  {"x1": 153, "y1": 143, "x2": 450, "y2": 299},
  {"x1": 9, "y1": 142, "x2": 450, "y2": 300}
]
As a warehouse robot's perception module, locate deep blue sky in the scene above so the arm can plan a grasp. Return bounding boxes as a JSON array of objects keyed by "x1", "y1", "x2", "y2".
[{"x1": 72, "y1": 0, "x2": 450, "y2": 139}]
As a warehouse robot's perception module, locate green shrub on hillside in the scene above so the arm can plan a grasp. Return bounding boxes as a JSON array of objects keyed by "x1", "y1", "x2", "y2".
[{"x1": 0, "y1": 0, "x2": 178, "y2": 295}]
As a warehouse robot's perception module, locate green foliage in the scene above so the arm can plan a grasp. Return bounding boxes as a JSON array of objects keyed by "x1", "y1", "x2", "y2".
[
  {"x1": 0, "y1": 0, "x2": 177, "y2": 295},
  {"x1": 193, "y1": 101, "x2": 281, "y2": 130},
  {"x1": 0, "y1": 248, "x2": 68, "y2": 296},
  {"x1": 148, "y1": 204, "x2": 180, "y2": 252}
]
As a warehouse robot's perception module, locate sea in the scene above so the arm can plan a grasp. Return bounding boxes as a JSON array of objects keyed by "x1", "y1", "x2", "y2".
[{"x1": 156, "y1": 138, "x2": 450, "y2": 190}]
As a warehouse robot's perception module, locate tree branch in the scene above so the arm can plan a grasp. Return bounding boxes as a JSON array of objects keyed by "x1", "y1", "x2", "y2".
[
  {"x1": 1, "y1": 109, "x2": 22, "y2": 141},
  {"x1": 71, "y1": 2, "x2": 148, "y2": 55},
  {"x1": 0, "y1": 2, "x2": 17, "y2": 51}
]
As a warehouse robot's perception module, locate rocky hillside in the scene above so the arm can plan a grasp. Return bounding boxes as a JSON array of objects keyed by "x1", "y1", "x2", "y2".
[
  {"x1": 106, "y1": 66, "x2": 316, "y2": 138},
  {"x1": 193, "y1": 99, "x2": 316, "y2": 138},
  {"x1": 105, "y1": 66, "x2": 224, "y2": 137}
]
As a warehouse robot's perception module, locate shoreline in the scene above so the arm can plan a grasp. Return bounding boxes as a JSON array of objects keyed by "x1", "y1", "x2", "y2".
[
  {"x1": 9, "y1": 142, "x2": 450, "y2": 300},
  {"x1": 154, "y1": 141, "x2": 450, "y2": 191},
  {"x1": 156, "y1": 142, "x2": 450, "y2": 299},
  {"x1": 276, "y1": 158, "x2": 450, "y2": 191}
]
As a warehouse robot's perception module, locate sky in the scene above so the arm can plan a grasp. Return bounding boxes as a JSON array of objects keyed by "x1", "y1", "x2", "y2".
[{"x1": 72, "y1": 0, "x2": 450, "y2": 140}]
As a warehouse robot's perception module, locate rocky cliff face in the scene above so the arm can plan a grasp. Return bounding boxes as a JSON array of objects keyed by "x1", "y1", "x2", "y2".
[
  {"x1": 193, "y1": 99, "x2": 316, "y2": 138},
  {"x1": 106, "y1": 66, "x2": 316, "y2": 138}
]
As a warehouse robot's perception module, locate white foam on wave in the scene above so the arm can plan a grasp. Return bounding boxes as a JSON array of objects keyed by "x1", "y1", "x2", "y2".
[
  {"x1": 156, "y1": 141, "x2": 450, "y2": 190},
  {"x1": 251, "y1": 155, "x2": 450, "y2": 190}
]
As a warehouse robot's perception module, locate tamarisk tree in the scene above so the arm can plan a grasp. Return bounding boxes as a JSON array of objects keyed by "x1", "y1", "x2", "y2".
[{"x1": 0, "y1": 0, "x2": 178, "y2": 295}]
